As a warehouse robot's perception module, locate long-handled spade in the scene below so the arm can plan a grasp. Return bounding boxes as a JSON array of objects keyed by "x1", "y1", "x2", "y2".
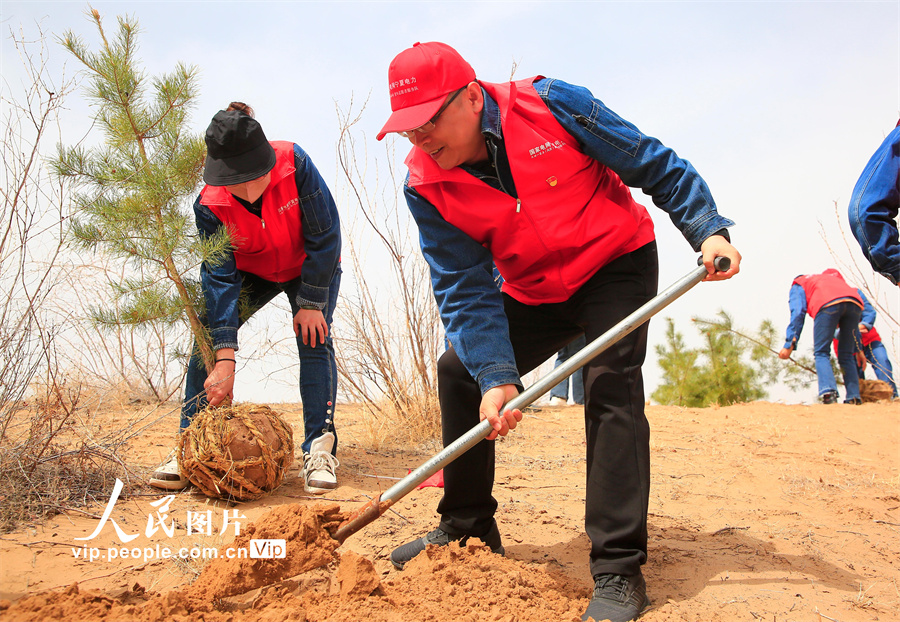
[{"x1": 331, "y1": 256, "x2": 731, "y2": 543}]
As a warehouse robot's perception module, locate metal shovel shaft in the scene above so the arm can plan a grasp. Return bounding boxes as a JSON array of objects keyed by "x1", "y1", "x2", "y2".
[{"x1": 332, "y1": 257, "x2": 728, "y2": 543}]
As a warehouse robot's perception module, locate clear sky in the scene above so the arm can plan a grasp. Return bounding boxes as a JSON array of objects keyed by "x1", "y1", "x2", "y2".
[{"x1": 2, "y1": 0, "x2": 898, "y2": 404}]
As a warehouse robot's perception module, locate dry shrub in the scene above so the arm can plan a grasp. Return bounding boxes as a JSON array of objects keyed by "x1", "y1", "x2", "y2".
[
  {"x1": 333, "y1": 98, "x2": 443, "y2": 450},
  {"x1": 54, "y1": 260, "x2": 189, "y2": 405},
  {"x1": 357, "y1": 393, "x2": 443, "y2": 454},
  {"x1": 0, "y1": 26, "x2": 140, "y2": 533},
  {"x1": 0, "y1": 380, "x2": 132, "y2": 532}
]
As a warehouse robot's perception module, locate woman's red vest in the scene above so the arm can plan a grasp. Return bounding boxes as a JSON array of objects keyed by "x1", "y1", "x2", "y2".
[
  {"x1": 406, "y1": 77, "x2": 655, "y2": 304},
  {"x1": 199, "y1": 141, "x2": 306, "y2": 283},
  {"x1": 793, "y1": 269, "x2": 862, "y2": 318}
]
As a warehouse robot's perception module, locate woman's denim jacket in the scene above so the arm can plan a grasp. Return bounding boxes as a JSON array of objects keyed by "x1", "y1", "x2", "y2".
[{"x1": 194, "y1": 144, "x2": 341, "y2": 351}]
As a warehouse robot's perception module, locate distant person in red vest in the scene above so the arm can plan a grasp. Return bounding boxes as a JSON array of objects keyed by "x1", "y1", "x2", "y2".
[
  {"x1": 376, "y1": 42, "x2": 741, "y2": 622},
  {"x1": 149, "y1": 103, "x2": 342, "y2": 495},
  {"x1": 779, "y1": 269, "x2": 863, "y2": 404}
]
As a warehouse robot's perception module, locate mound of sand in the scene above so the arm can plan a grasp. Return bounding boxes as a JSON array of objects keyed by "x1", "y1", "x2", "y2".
[{"x1": 0, "y1": 513, "x2": 589, "y2": 622}]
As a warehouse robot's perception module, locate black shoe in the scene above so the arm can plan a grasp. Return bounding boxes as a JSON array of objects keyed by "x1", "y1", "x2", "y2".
[
  {"x1": 820, "y1": 391, "x2": 838, "y2": 404},
  {"x1": 581, "y1": 572, "x2": 650, "y2": 622},
  {"x1": 390, "y1": 523, "x2": 504, "y2": 570},
  {"x1": 843, "y1": 397, "x2": 862, "y2": 405}
]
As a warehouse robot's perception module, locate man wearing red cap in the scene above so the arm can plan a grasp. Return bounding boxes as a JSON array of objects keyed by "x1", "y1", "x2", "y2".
[{"x1": 378, "y1": 42, "x2": 741, "y2": 622}]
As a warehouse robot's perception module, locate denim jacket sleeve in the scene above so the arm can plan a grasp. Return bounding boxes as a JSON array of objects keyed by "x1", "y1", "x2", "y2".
[
  {"x1": 784, "y1": 283, "x2": 808, "y2": 348},
  {"x1": 848, "y1": 126, "x2": 900, "y2": 285},
  {"x1": 194, "y1": 196, "x2": 242, "y2": 351},
  {"x1": 534, "y1": 78, "x2": 735, "y2": 251},
  {"x1": 404, "y1": 183, "x2": 522, "y2": 394},
  {"x1": 293, "y1": 144, "x2": 342, "y2": 310},
  {"x1": 857, "y1": 288, "x2": 876, "y2": 329}
]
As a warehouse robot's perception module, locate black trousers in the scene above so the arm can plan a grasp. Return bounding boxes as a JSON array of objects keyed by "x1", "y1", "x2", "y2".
[{"x1": 436, "y1": 241, "x2": 659, "y2": 578}]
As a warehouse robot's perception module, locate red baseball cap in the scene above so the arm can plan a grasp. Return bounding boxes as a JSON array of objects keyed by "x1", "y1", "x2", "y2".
[{"x1": 376, "y1": 42, "x2": 476, "y2": 141}]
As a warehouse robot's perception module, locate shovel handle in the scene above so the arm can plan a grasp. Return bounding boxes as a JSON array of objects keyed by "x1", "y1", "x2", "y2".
[
  {"x1": 331, "y1": 255, "x2": 729, "y2": 543},
  {"x1": 500, "y1": 255, "x2": 729, "y2": 414}
]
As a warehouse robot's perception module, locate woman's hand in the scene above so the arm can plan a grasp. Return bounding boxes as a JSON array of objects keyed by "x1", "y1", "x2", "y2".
[
  {"x1": 204, "y1": 359, "x2": 235, "y2": 406},
  {"x1": 294, "y1": 308, "x2": 328, "y2": 347}
]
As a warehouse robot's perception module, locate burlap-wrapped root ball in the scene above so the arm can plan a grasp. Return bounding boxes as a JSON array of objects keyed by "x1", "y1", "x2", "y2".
[
  {"x1": 178, "y1": 404, "x2": 294, "y2": 501},
  {"x1": 860, "y1": 379, "x2": 894, "y2": 402}
]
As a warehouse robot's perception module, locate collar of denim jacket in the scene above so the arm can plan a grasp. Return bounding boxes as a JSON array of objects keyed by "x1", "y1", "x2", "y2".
[{"x1": 479, "y1": 85, "x2": 503, "y2": 141}]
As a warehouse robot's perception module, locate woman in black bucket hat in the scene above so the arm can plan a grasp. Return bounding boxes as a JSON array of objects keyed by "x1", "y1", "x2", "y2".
[{"x1": 150, "y1": 102, "x2": 343, "y2": 495}]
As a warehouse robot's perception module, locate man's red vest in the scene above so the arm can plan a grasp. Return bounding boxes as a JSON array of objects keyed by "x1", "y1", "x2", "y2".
[
  {"x1": 793, "y1": 269, "x2": 862, "y2": 318},
  {"x1": 199, "y1": 141, "x2": 306, "y2": 283},
  {"x1": 406, "y1": 77, "x2": 655, "y2": 305}
]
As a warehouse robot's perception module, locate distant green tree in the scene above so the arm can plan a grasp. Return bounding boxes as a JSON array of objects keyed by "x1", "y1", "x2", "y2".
[
  {"x1": 52, "y1": 8, "x2": 225, "y2": 373},
  {"x1": 652, "y1": 318, "x2": 705, "y2": 406},
  {"x1": 652, "y1": 310, "x2": 816, "y2": 407}
]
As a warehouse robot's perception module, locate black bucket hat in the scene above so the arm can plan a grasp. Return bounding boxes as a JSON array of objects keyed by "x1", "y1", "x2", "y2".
[{"x1": 203, "y1": 110, "x2": 277, "y2": 186}]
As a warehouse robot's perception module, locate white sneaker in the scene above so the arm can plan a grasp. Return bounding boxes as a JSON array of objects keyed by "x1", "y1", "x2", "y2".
[
  {"x1": 149, "y1": 450, "x2": 188, "y2": 491},
  {"x1": 303, "y1": 432, "x2": 339, "y2": 494},
  {"x1": 549, "y1": 396, "x2": 568, "y2": 407}
]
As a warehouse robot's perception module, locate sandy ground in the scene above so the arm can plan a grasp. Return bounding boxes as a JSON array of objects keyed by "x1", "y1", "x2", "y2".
[{"x1": 0, "y1": 399, "x2": 897, "y2": 621}]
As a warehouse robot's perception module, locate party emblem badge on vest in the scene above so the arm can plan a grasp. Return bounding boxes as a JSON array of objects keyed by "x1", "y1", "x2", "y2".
[{"x1": 546, "y1": 176, "x2": 558, "y2": 187}]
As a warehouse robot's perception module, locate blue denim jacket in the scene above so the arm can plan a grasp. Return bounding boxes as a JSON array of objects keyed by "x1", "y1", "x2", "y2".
[
  {"x1": 784, "y1": 284, "x2": 810, "y2": 348},
  {"x1": 194, "y1": 143, "x2": 341, "y2": 350},
  {"x1": 404, "y1": 77, "x2": 735, "y2": 394},
  {"x1": 848, "y1": 125, "x2": 900, "y2": 285},
  {"x1": 858, "y1": 288, "x2": 877, "y2": 330}
]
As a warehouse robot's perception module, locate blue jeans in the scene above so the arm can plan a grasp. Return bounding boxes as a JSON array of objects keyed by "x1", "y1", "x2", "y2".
[
  {"x1": 812, "y1": 301, "x2": 862, "y2": 400},
  {"x1": 181, "y1": 267, "x2": 341, "y2": 454},
  {"x1": 549, "y1": 334, "x2": 586, "y2": 404},
  {"x1": 859, "y1": 340, "x2": 898, "y2": 397}
]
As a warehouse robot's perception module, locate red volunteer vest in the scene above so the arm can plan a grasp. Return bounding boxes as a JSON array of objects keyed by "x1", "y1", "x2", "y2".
[
  {"x1": 862, "y1": 326, "x2": 881, "y2": 346},
  {"x1": 793, "y1": 269, "x2": 862, "y2": 318},
  {"x1": 200, "y1": 142, "x2": 306, "y2": 283},
  {"x1": 407, "y1": 77, "x2": 655, "y2": 304},
  {"x1": 833, "y1": 326, "x2": 880, "y2": 356}
]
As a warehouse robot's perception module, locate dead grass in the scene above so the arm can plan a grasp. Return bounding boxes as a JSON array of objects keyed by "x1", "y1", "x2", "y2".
[
  {"x1": 353, "y1": 393, "x2": 442, "y2": 452},
  {"x1": 0, "y1": 380, "x2": 143, "y2": 533}
]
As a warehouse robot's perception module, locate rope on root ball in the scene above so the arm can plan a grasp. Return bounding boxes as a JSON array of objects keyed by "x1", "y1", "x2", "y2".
[{"x1": 178, "y1": 403, "x2": 294, "y2": 501}]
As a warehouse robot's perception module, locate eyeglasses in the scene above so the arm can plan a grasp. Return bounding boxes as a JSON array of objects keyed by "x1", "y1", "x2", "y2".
[{"x1": 398, "y1": 88, "x2": 465, "y2": 138}]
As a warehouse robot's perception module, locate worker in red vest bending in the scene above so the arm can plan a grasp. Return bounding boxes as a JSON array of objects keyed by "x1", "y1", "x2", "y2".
[
  {"x1": 779, "y1": 269, "x2": 863, "y2": 404},
  {"x1": 150, "y1": 103, "x2": 342, "y2": 495}
]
